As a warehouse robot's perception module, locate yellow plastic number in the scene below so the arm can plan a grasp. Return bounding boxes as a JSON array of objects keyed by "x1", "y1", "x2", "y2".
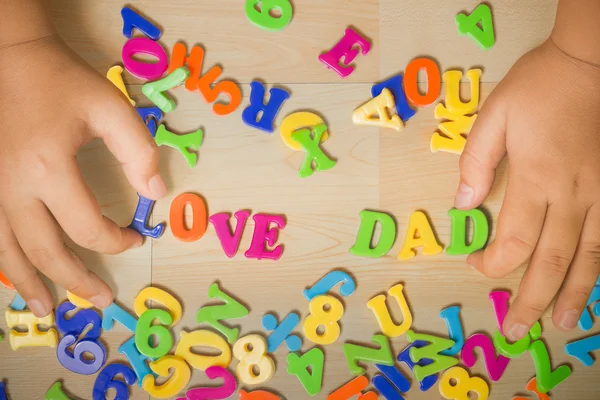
[
  {"x1": 439, "y1": 367, "x2": 489, "y2": 400},
  {"x1": 303, "y1": 295, "x2": 344, "y2": 345},
  {"x1": 233, "y1": 334, "x2": 275, "y2": 385},
  {"x1": 280, "y1": 112, "x2": 329, "y2": 150},
  {"x1": 5, "y1": 309, "x2": 58, "y2": 350},
  {"x1": 134, "y1": 287, "x2": 183, "y2": 325},
  {"x1": 367, "y1": 283, "x2": 412, "y2": 337},
  {"x1": 175, "y1": 329, "x2": 232, "y2": 370},
  {"x1": 107, "y1": 65, "x2": 136, "y2": 106},
  {"x1": 142, "y1": 355, "x2": 191, "y2": 399}
]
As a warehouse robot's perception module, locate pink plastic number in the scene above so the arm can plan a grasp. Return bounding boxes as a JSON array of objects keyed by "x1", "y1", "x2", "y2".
[
  {"x1": 461, "y1": 333, "x2": 509, "y2": 382},
  {"x1": 184, "y1": 366, "x2": 236, "y2": 400},
  {"x1": 122, "y1": 37, "x2": 168, "y2": 80}
]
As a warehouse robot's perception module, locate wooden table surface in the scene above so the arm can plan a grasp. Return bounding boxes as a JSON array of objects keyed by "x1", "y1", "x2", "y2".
[{"x1": 2, "y1": 0, "x2": 599, "y2": 399}]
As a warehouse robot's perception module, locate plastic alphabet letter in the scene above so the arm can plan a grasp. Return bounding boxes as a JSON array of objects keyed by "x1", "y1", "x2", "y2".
[
  {"x1": 430, "y1": 104, "x2": 476, "y2": 154},
  {"x1": 343, "y1": 335, "x2": 394, "y2": 375},
  {"x1": 529, "y1": 340, "x2": 572, "y2": 394},
  {"x1": 5, "y1": 309, "x2": 58, "y2": 350},
  {"x1": 565, "y1": 334, "x2": 600, "y2": 367},
  {"x1": 372, "y1": 75, "x2": 416, "y2": 121},
  {"x1": 93, "y1": 363, "x2": 137, "y2": 400},
  {"x1": 280, "y1": 112, "x2": 328, "y2": 150},
  {"x1": 245, "y1": 0, "x2": 293, "y2": 31},
  {"x1": 240, "y1": 390, "x2": 281, "y2": 400},
  {"x1": 398, "y1": 211, "x2": 443, "y2": 260},
  {"x1": 372, "y1": 362, "x2": 411, "y2": 399},
  {"x1": 0, "y1": 270, "x2": 15, "y2": 290},
  {"x1": 398, "y1": 341, "x2": 438, "y2": 391},
  {"x1": 196, "y1": 282, "x2": 249, "y2": 343},
  {"x1": 121, "y1": 6, "x2": 161, "y2": 40},
  {"x1": 155, "y1": 125, "x2": 203, "y2": 168},
  {"x1": 406, "y1": 330, "x2": 458, "y2": 381},
  {"x1": 137, "y1": 106, "x2": 163, "y2": 137},
  {"x1": 245, "y1": 214, "x2": 286, "y2": 260},
  {"x1": 350, "y1": 210, "x2": 396, "y2": 258},
  {"x1": 142, "y1": 66, "x2": 190, "y2": 113},
  {"x1": 367, "y1": 283, "x2": 413, "y2": 338},
  {"x1": 242, "y1": 81, "x2": 290, "y2": 133},
  {"x1": 443, "y1": 69, "x2": 482, "y2": 115},
  {"x1": 169, "y1": 192, "x2": 208, "y2": 242},
  {"x1": 352, "y1": 89, "x2": 403, "y2": 131},
  {"x1": 446, "y1": 208, "x2": 488, "y2": 254},
  {"x1": 128, "y1": 194, "x2": 165, "y2": 238},
  {"x1": 291, "y1": 124, "x2": 337, "y2": 178},
  {"x1": 319, "y1": 28, "x2": 371, "y2": 78},
  {"x1": 122, "y1": 37, "x2": 168, "y2": 80},
  {"x1": 439, "y1": 306, "x2": 465, "y2": 356},
  {"x1": 512, "y1": 378, "x2": 550, "y2": 400},
  {"x1": 327, "y1": 375, "x2": 378, "y2": 400},
  {"x1": 403, "y1": 58, "x2": 441, "y2": 107},
  {"x1": 106, "y1": 65, "x2": 136, "y2": 106},
  {"x1": 45, "y1": 382, "x2": 73, "y2": 400},
  {"x1": 578, "y1": 285, "x2": 600, "y2": 331},
  {"x1": 209, "y1": 210, "x2": 251, "y2": 258}
]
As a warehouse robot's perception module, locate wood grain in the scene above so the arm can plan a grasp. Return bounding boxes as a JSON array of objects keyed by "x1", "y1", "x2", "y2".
[{"x1": 1, "y1": 1, "x2": 599, "y2": 399}]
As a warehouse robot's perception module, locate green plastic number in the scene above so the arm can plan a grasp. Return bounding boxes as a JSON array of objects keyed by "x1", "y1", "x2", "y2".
[
  {"x1": 45, "y1": 382, "x2": 73, "y2": 400},
  {"x1": 406, "y1": 330, "x2": 458, "y2": 382},
  {"x1": 493, "y1": 321, "x2": 542, "y2": 359},
  {"x1": 456, "y1": 3, "x2": 495, "y2": 50},
  {"x1": 196, "y1": 282, "x2": 249, "y2": 344},
  {"x1": 286, "y1": 347, "x2": 324, "y2": 396},
  {"x1": 529, "y1": 340, "x2": 572, "y2": 394},
  {"x1": 245, "y1": 0, "x2": 293, "y2": 32},
  {"x1": 446, "y1": 208, "x2": 489, "y2": 255},
  {"x1": 343, "y1": 334, "x2": 394, "y2": 375},
  {"x1": 135, "y1": 309, "x2": 173, "y2": 358}
]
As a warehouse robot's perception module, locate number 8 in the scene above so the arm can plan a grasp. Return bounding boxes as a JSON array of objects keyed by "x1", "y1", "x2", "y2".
[{"x1": 439, "y1": 367, "x2": 489, "y2": 400}]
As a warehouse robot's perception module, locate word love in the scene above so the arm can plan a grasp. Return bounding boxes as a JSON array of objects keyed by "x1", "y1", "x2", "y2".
[
  {"x1": 169, "y1": 193, "x2": 286, "y2": 260},
  {"x1": 351, "y1": 208, "x2": 489, "y2": 260}
]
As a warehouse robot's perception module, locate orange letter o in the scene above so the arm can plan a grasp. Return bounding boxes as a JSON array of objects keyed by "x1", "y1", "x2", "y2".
[
  {"x1": 404, "y1": 58, "x2": 441, "y2": 108},
  {"x1": 169, "y1": 193, "x2": 208, "y2": 242}
]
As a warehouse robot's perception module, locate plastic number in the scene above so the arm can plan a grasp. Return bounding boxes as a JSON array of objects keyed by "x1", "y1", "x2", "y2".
[
  {"x1": 286, "y1": 347, "x2": 325, "y2": 396},
  {"x1": 185, "y1": 366, "x2": 237, "y2": 400},
  {"x1": 45, "y1": 382, "x2": 73, "y2": 400},
  {"x1": 55, "y1": 301, "x2": 101, "y2": 339},
  {"x1": 233, "y1": 334, "x2": 275, "y2": 385},
  {"x1": 565, "y1": 333, "x2": 600, "y2": 367},
  {"x1": 142, "y1": 67, "x2": 190, "y2": 113},
  {"x1": 245, "y1": 0, "x2": 293, "y2": 31},
  {"x1": 240, "y1": 390, "x2": 281, "y2": 400},
  {"x1": 142, "y1": 355, "x2": 191, "y2": 399},
  {"x1": 456, "y1": 4, "x2": 495, "y2": 50},
  {"x1": 398, "y1": 341, "x2": 438, "y2": 391},
  {"x1": 439, "y1": 367, "x2": 489, "y2": 400},
  {"x1": 174, "y1": 330, "x2": 231, "y2": 370},
  {"x1": 92, "y1": 363, "x2": 137, "y2": 400},
  {"x1": 460, "y1": 333, "x2": 509, "y2": 382},
  {"x1": 135, "y1": 309, "x2": 173, "y2": 358},
  {"x1": 303, "y1": 270, "x2": 356, "y2": 301},
  {"x1": 327, "y1": 375, "x2": 378, "y2": 400},
  {"x1": 406, "y1": 330, "x2": 458, "y2": 382},
  {"x1": 57, "y1": 335, "x2": 106, "y2": 375},
  {"x1": 529, "y1": 340, "x2": 572, "y2": 394},
  {"x1": 101, "y1": 302, "x2": 137, "y2": 333},
  {"x1": 439, "y1": 306, "x2": 464, "y2": 355},
  {"x1": 343, "y1": 334, "x2": 394, "y2": 375},
  {"x1": 372, "y1": 363, "x2": 410, "y2": 399},
  {"x1": 118, "y1": 337, "x2": 155, "y2": 387},
  {"x1": 134, "y1": 286, "x2": 182, "y2": 324},
  {"x1": 512, "y1": 378, "x2": 550, "y2": 400},
  {"x1": 303, "y1": 295, "x2": 344, "y2": 345},
  {"x1": 493, "y1": 321, "x2": 542, "y2": 359},
  {"x1": 196, "y1": 282, "x2": 249, "y2": 343}
]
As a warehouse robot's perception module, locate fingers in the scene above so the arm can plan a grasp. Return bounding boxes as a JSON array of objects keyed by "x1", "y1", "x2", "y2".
[
  {"x1": 552, "y1": 203, "x2": 600, "y2": 331},
  {"x1": 41, "y1": 157, "x2": 142, "y2": 254},
  {"x1": 0, "y1": 205, "x2": 53, "y2": 317},
  {"x1": 503, "y1": 202, "x2": 585, "y2": 340},
  {"x1": 5, "y1": 199, "x2": 113, "y2": 309},
  {"x1": 468, "y1": 171, "x2": 547, "y2": 278},
  {"x1": 455, "y1": 92, "x2": 508, "y2": 209},
  {"x1": 88, "y1": 81, "x2": 166, "y2": 201}
]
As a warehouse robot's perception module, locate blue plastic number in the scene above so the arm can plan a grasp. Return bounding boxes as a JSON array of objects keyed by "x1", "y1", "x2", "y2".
[
  {"x1": 102, "y1": 302, "x2": 137, "y2": 332},
  {"x1": 565, "y1": 334, "x2": 600, "y2": 367},
  {"x1": 121, "y1": 7, "x2": 161, "y2": 40},
  {"x1": 10, "y1": 293, "x2": 26, "y2": 311},
  {"x1": 397, "y1": 341, "x2": 437, "y2": 391},
  {"x1": 373, "y1": 363, "x2": 410, "y2": 399},
  {"x1": 93, "y1": 363, "x2": 137, "y2": 400},
  {"x1": 0, "y1": 382, "x2": 7, "y2": 400},
  {"x1": 303, "y1": 270, "x2": 356, "y2": 301},
  {"x1": 57, "y1": 335, "x2": 106, "y2": 375},
  {"x1": 56, "y1": 301, "x2": 101, "y2": 339},
  {"x1": 118, "y1": 337, "x2": 156, "y2": 387}
]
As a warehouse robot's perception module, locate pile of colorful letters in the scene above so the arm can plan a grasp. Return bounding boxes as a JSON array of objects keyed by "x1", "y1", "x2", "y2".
[{"x1": 1, "y1": 2, "x2": 599, "y2": 399}]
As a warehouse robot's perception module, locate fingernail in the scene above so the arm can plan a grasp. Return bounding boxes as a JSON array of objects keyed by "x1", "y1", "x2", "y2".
[
  {"x1": 149, "y1": 174, "x2": 167, "y2": 198},
  {"x1": 455, "y1": 183, "x2": 474, "y2": 209},
  {"x1": 507, "y1": 323, "x2": 528, "y2": 341},
  {"x1": 559, "y1": 310, "x2": 580, "y2": 330},
  {"x1": 28, "y1": 299, "x2": 50, "y2": 317},
  {"x1": 90, "y1": 294, "x2": 111, "y2": 309}
]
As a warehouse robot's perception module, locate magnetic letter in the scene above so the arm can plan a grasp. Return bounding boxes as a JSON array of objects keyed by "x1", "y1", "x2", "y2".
[
  {"x1": 169, "y1": 193, "x2": 208, "y2": 242},
  {"x1": 292, "y1": 125, "x2": 337, "y2": 178},
  {"x1": 242, "y1": 81, "x2": 290, "y2": 133},
  {"x1": 403, "y1": 58, "x2": 441, "y2": 107},
  {"x1": 122, "y1": 37, "x2": 168, "y2": 81},
  {"x1": 142, "y1": 67, "x2": 190, "y2": 113},
  {"x1": 352, "y1": 89, "x2": 403, "y2": 131},
  {"x1": 245, "y1": 214, "x2": 286, "y2": 260},
  {"x1": 5, "y1": 309, "x2": 58, "y2": 350},
  {"x1": 367, "y1": 283, "x2": 413, "y2": 337},
  {"x1": 350, "y1": 210, "x2": 396, "y2": 258},
  {"x1": 372, "y1": 75, "x2": 416, "y2": 121},
  {"x1": 398, "y1": 211, "x2": 443, "y2": 260},
  {"x1": 446, "y1": 208, "x2": 489, "y2": 255},
  {"x1": 319, "y1": 28, "x2": 371, "y2": 78},
  {"x1": 155, "y1": 124, "x2": 203, "y2": 168},
  {"x1": 128, "y1": 194, "x2": 165, "y2": 239},
  {"x1": 209, "y1": 210, "x2": 251, "y2": 258}
]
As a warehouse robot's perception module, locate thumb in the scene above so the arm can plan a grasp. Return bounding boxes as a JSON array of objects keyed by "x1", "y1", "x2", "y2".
[
  {"x1": 88, "y1": 83, "x2": 166, "y2": 201},
  {"x1": 455, "y1": 93, "x2": 507, "y2": 209}
]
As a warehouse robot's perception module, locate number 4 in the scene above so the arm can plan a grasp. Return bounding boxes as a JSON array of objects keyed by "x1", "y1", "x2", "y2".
[
  {"x1": 286, "y1": 347, "x2": 325, "y2": 396},
  {"x1": 456, "y1": 3, "x2": 495, "y2": 50}
]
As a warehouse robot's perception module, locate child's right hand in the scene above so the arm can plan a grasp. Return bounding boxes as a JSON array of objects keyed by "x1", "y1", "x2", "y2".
[{"x1": 0, "y1": 34, "x2": 166, "y2": 316}]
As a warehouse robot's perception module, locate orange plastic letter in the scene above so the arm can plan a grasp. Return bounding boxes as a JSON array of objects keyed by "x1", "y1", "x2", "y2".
[
  {"x1": 403, "y1": 58, "x2": 441, "y2": 108},
  {"x1": 169, "y1": 193, "x2": 208, "y2": 242}
]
